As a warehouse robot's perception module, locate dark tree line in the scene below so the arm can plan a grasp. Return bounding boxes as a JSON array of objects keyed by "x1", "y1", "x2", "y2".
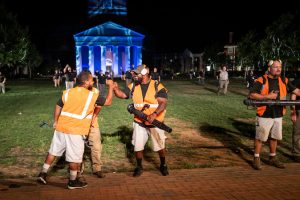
[{"x1": 0, "y1": 4, "x2": 42, "y2": 78}]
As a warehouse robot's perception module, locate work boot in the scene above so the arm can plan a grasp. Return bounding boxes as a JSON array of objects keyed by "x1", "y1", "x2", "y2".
[
  {"x1": 93, "y1": 171, "x2": 105, "y2": 178},
  {"x1": 269, "y1": 156, "x2": 285, "y2": 169},
  {"x1": 253, "y1": 157, "x2": 262, "y2": 170},
  {"x1": 133, "y1": 166, "x2": 143, "y2": 177},
  {"x1": 160, "y1": 164, "x2": 169, "y2": 176}
]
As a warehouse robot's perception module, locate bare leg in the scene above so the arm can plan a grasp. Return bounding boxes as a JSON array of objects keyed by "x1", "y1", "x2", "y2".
[
  {"x1": 269, "y1": 138, "x2": 277, "y2": 154},
  {"x1": 254, "y1": 139, "x2": 262, "y2": 154},
  {"x1": 44, "y1": 153, "x2": 56, "y2": 165}
]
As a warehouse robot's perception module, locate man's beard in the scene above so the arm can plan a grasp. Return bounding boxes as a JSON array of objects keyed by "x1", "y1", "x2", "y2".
[{"x1": 133, "y1": 76, "x2": 142, "y2": 85}]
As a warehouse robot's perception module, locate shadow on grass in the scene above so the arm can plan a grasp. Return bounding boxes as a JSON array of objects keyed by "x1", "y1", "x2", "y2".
[
  {"x1": 203, "y1": 82, "x2": 248, "y2": 97},
  {"x1": 101, "y1": 126, "x2": 135, "y2": 168},
  {"x1": 231, "y1": 117, "x2": 293, "y2": 161},
  {"x1": 203, "y1": 86, "x2": 218, "y2": 94},
  {"x1": 228, "y1": 88, "x2": 248, "y2": 97},
  {"x1": 199, "y1": 119, "x2": 255, "y2": 167},
  {"x1": 200, "y1": 117, "x2": 295, "y2": 166}
]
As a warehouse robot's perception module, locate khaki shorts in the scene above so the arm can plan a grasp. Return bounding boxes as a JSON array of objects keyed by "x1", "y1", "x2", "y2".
[
  {"x1": 48, "y1": 131, "x2": 84, "y2": 163},
  {"x1": 132, "y1": 122, "x2": 167, "y2": 152},
  {"x1": 255, "y1": 117, "x2": 282, "y2": 142}
]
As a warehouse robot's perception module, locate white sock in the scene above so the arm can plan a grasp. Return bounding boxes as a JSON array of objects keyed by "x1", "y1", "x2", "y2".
[
  {"x1": 42, "y1": 163, "x2": 50, "y2": 173},
  {"x1": 70, "y1": 170, "x2": 77, "y2": 181},
  {"x1": 254, "y1": 154, "x2": 260, "y2": 158},
  {"x1": 269, "y1": 153, "x2": 276, "y2": 157}
]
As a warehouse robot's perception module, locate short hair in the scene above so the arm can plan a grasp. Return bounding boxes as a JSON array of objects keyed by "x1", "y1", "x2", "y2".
[{"x1": 77, "y1": 70, "x2": 91, "y2": 85}]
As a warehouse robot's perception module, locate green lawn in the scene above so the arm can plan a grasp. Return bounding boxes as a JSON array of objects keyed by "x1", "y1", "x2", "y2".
[{"x1": 0, "y1": 78, "x2": 295, "y2": 177}]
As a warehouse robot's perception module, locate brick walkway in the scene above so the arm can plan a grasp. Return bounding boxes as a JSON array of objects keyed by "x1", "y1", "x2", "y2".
[{"x1": 1, "y1": 163, "x2": 300, "y2": 200}]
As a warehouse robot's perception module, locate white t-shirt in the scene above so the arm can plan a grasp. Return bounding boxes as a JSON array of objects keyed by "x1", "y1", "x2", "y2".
[{"x1": 219, "y1": 70, "x2": 228, "y2": 81}]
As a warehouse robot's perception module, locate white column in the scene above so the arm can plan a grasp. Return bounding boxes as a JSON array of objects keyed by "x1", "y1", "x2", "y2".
[
  {"x1": 88, "y1": 46, "x2": 95, "y2": 75},
  {"x1": 125, "y1": 46, "x2": 130, "y2": 70},
  {"x1": 112, "y1": 46, "x2": 119, "y2": 76},
  {"x1": 136, "y1": 46, "x2": 142, "y2": 66},
  {"x1": 75, "y1": 46, "x2": 82, "y2": 75},
  {"x1": 100, "y1": 45, "x2": 106, "y2": 72}
]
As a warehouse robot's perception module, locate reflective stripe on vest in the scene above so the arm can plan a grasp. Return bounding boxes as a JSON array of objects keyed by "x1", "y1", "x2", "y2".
[
  {"x1": 60, "y1": 112, "x2": 93, "y2": 119},
  {"x1": 61, "y1": 91, "x2": 94, "y2": 120}
]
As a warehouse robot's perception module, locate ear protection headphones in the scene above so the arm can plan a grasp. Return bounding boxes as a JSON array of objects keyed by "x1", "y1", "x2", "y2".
[
  {"x1": 268, "y1": 59, "x2": 282, "y2": 67},
  {"x1": 141, "y1": 67, "x2": 149, "y2": 75}
]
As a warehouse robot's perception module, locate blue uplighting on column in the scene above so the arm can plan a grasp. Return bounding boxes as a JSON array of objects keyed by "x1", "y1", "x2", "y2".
[
  {"x1": 101, "y1": 45, "x2": 106, "y2": 72},
  {"x1": 94, "y1": 46, "x2": 101, "y2": 73},
  {"x1": 112, "y1": 46, "x2": 119, "y2": 75},
  {"x1": 88, "y1": 46, "x2": 95, "y2": 75},
  {"x1": 137, "y1": 46, "x2": 142, "y2": 66},
  {"x1": 81, "y1": 46, "x2": 89, "y2": 71},
  {"x1": 118, "y1": 46, "x2": 124, "y2": 73},
  {"x1": 75, "y1": 46, "x2": 82, "y2": 74},
  {"x1": 131, "y1": 46, "x2": 139, "y2": 68},
  {"x1": 125, "y1": 46, "x2": 130, "y2": 71}
]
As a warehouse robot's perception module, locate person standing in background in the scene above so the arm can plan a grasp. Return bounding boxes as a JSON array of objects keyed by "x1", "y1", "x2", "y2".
[
  {"x1": 151, "y1": 67, "x2": 161, "y2": 82},
  {"x1": 290, "y1": 76, "x2": 300, "y2": 162},
  {"x1": 97, "y1": 70, "x2": 107, "y2": 96},
  {"x1": 0, "y1": 71, "x2": 6, "y2": 94},
  {"x1": 217, "y1": 65, "x2": 229, "y2": 95},
  {"x1": 53, "y1": 69, "x2": 61, "y2": 88},
  {"x1": 64, "y1": 64, "x2": 76, "y2": 90}
]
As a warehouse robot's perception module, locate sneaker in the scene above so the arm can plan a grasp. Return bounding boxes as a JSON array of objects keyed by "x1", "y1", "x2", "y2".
[
  {"x1": 253, "y1": 157, "x2": 262, "y2": 170},
  {"x1": 37, "y1": 172, "x2": 47, "y2": 184},
  {"x1": 160, "y1": 164, "x2": 169, "y2": 176},
  {"x1": 77, "y1": 172, "x2": 87, "y2": 184},
  {"x1": 269, "y1": 156, "x2": 285, "y2": 169},
  {"x1": 93, "y1": 171, "x2": 105, "y2": 178},
  {"x1": 67, "y1": 179, "x2": 88, "y2": 189},
  {"x1": 133, "y1": 166, "x2": 143, "y2": 177}
]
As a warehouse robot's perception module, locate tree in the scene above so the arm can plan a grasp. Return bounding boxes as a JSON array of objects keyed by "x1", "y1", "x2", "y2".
[
  {"x1": 0, "y1": 5, "x2": 42, "y2": 77},
  {"x1": 237, "y1": 31, "x2": 260, "y2": 70},
  {"x1": 25, "y1": 43, "x2": 43, "y2": 78},
  {"x1": 259, "y1": 12, "x2": 300, "y2": 75},
  {"x1": 203, "y1": 42, "x2": 225, "y2": 71},
  {"x1": 0, "y1": 6, "x2": 27, "y2": 66}
]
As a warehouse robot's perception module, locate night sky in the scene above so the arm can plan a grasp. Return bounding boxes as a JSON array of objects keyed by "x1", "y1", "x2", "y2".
[{"x1": 2, "y1": 0, "x2": 300, "y2": 65}]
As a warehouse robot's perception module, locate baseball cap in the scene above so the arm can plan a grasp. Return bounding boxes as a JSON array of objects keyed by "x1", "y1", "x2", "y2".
[{"x1": 132, "y1": 64, "x2": 149, "y2": 75}]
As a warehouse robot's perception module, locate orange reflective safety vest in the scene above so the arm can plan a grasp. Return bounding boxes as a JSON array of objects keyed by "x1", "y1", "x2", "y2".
[
  {"x1": 256, "y1": 74, "x2": 288, "y2": 116},
  {"x1": 56, "y1": 87, "x2": 99, "y2": 135},
  {"x1": 129, "y1": 80, "x2": 167, "y2": 125}
]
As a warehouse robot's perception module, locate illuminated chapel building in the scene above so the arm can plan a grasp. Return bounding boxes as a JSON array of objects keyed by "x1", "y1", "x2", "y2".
[{"x1": 74, "y1": 0, "x2": 144, "y2": 77}]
